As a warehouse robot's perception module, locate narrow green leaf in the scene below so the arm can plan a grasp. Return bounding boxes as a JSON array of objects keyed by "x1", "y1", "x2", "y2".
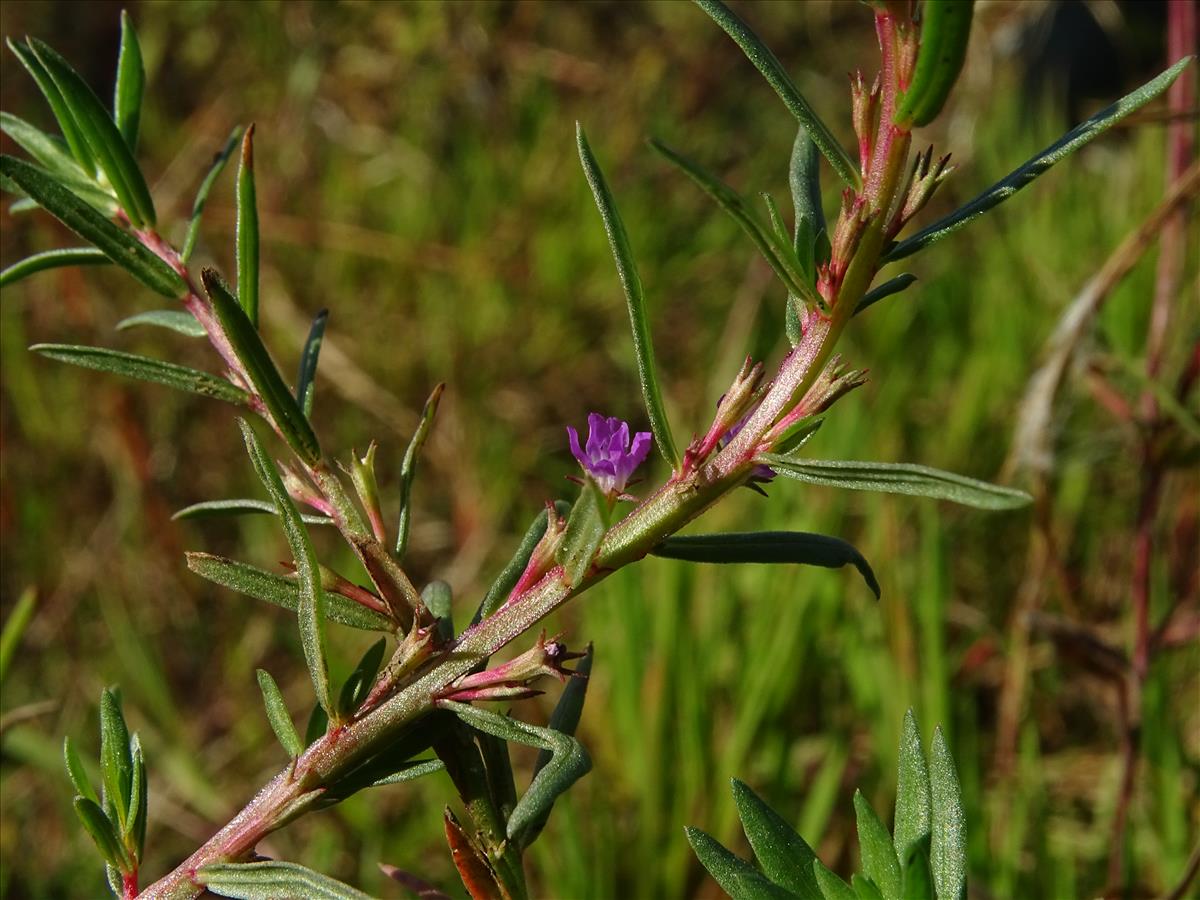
[
  {"x1": 124, "y1": 734, "x2": 144, "y2": 846},
  {"x1": 30, "y1": 38, "x2": 156, "y2": 227},
  {"x1": 730, "y1": 779, "x2": 822, "y2": 899},
  {"x1": 113, "y1": 11, "x2": 145, "y2": 151},
  {"x1": 556, "y1": 481, "x2": 607, "y2": 588},
  {"x1": 887, "y1": 57, "x2": 1194, "y2": 262},
  {"x1": 764, "y1": 456, "x2": 1032, "y2": 511},
  {"x1": 0, "y1": 247, "x2": 109, "y2": 288},
  {"x1": 813, "y1": 860, "x2": 856, "y2": 900},
  {"x1": 929, "y1": 727, "x2": 966, "y2": 900},
  {"x1": 172, "y1": 498, "x2": 332, "y2": 526},
  {"x1": 854, "y1": 274, "x2": 917, "y2": 317},
  {"x1": 235, "y1": 125, "x2": 260, "y2": 327},
  {"x1": 6, "y1": 38, "x2": 96, "y2": 173},
  {"x1": 577, "y1": 124, "x2": 680, "y2": 469},
  {"x1": 854, "y1": 790, "x2": 902, "y2": 900},
  {"x1": 256, "y1": 669, "x2": 303, "y2": 758},
  {"x1": 0, "y1": 155, "x2": 185, "y2": 297},
  {"x1": 893, "y1": 710, "x2": 931, "y2": 869},
  {"x1": 900, "y1": 836, "x2": 934, "y2": 900},
  {"x1": 519, "y1": 643, "x2": 594, "y2": 849},
  {"x1": 203, "y1": 270, "x2": 321, "y2": 464},
  {"x1": 63, "y1": 735, "x2": 98, "y2": 805},
  {"x1": 116, "y1": 309, "x2": 207, "y2": 338},
  {"x1": 786, "y1": 127, "x2": 824, "y2": 345},
  {"x1": 472, "y1": 501, "x2": 570, "y2": 626},
  {"x1": 441, "y1": 701, "x2": 593, "y2": 844},
  {"x1": 649, "y1": 138, "x2": 815, "y2": 302},
  {"x1": 239, "y1": 419, "x2": 332, "y2": 714},
  {"x1": 73, "y1": 797, "x2": 129, "y2": 871},
  {"x1": 685, "y1": 826, "x2": 793, "y2": 900},
  {"x1": 337, "y1": 637, "x2": 387, "y2": 718},
  {"x1": 0, "y1": 111, "x2": 116, "y2": 211},
  {"x1": 893, "y1": 0, "x2": 974, "y2": 127},
  {"x1": 197, "y1": 861, "x2": 375, "y2": 900},
  {"x1": 368, "y1": 758, "x2": 445, "y2": 787},
  {"x1": 295, "y1": 309, "x2": 328, "y2": 418},
  {"x1": 695, "y1": 0, "x2": 860, "y2": 189},
  {"x1": 181, "y1": 126, "x2": 243, "y2": 263},
  {"x1": 185, "y1": 553, "x2": 391, "y2": 631},
  {"x1": 305, "y1": 703, "x2": 328, "y2": 746},
  {"x1": 652, "y1": 531, "x2": 880, "y2": 599},
  {"x1": 0, "y1": 586, "x2": 37, "y2": 685},
  {"x1": 394, "y1": 383, "x2": 443, "y2": 560},
  {"x1": 98, "y1": 688, "x2": 132, "y2": 831},
  {"x1": 422, "y1": 580, "x2": 454, "y2": 642},
  {"x1": 31, "y1": 344, "x2": 249, "y2": 405}
]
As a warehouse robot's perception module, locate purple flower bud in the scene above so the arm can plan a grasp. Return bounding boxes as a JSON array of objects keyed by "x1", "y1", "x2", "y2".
[{"x1": 567, "y1": 413, "x2": 652, "y2": 495}]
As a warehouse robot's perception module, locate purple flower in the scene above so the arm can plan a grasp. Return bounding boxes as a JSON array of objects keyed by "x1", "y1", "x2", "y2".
[{"x1": 567, "y1": 413, "x2": 652, "y2": 495}]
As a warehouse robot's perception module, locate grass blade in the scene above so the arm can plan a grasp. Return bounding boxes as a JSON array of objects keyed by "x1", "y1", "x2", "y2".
[
  {"x1": 577, "y1": 124, "x2": 680, "y2": 469},
  {"x1": 116, "y1": 309, "x2": 207, "y2": 338},
  {"x1": 0, "y1": 587, "x2": 37, "y2": 686},
  {"x1": 929, "y1": 727, "x2": 966, "y2": 900},
  {"x1": 652, "y1": 531, "x2": 880, "y2": 599},
  {"x1": 731, "y1": 779, "x2": 822, "y2": 899},
  {"x1": 31, "y1": 343, "x2": 249, "y2": 405},
  {"x1": 238, "y1": 419, "x2": 332, "y2": 715},
  {"x1": 295, "y1": 308, "x2": 328, "y2": 418},
  {"x1": 887, "y1": 57, "x2": 1194, "y2": 262},
  {"x1": 6, "y1": 38, "x2": 96, "y2": 174},
  {"x1": 0, "y1": 247, "x2": 109, "y2": 288},
  {"x1": 0, "y1": 155, "x2": 185, "y2": 297},
  {"x1": 30, "y1": 38, "x2": 156, "y2": 227},
  {"x1": 256, "y1": 669, "x2": 304, "y2": 758},
  {"x1": 202, "y1": 269, "x2": 321, "y2": 464},
  {"x1": 685, "y1": 826, "x2": 794, "y2": 900},
  {"x1": 695, "y1": 0, "x2": 860, "y2": 189},
  {"x1": 181, "y1": 126, "x2": 243, "y2": 263},
  {"x1": 763, "y1": 456, "x2": 1032, "y2": 511},
  {"x1": 894, "y1": 710, "x2": 931, "y2": 869},
  {"x1": 197, "y1": 861, "x2": 374, "y2": 900},
  {"x1": 172, "y1": 498, "x2": 331, "y2": 526},
  {"x1": 113, "y1": 11, "x2": 145, "y2": 151},
  {"x1": 236, "y1": 125, "x2": 260, "y2": 326},
  {"x1": 853, "y1": 790, "x2": 902, "y2": 900},
  {"x1": 394, "y1": 383, "x2": 443, "y2": 559},
  {"x1": 185, "y1": 552, "x2": 392, "y2": 631}
]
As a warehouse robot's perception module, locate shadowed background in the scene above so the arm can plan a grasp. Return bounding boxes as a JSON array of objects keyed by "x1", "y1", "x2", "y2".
[{"x1": 1, "y1": 1, "x2": 1196, "y2": 898}]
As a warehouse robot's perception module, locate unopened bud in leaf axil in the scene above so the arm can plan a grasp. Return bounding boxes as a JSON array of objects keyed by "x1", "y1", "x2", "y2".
[
  {"x1": 278, "y1": 460, "x2": 333, "y2": 517},
  {"x1": 346, "y1": 443, "x2": 386, "y2": 543},
  {"x1": 439, "y1": 632, "x2": 584, "y2": 702}
]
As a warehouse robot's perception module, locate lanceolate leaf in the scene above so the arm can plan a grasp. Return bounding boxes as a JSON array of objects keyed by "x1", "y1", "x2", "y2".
[
  {"x1": 394, "y1": 384, "x2": 444, "y2": 560},
  {"x1": 556, "y1": 481, "x2": 607, "y2": 588},
  {"x1": 787, "y1": 127, "x2": 826, "y2": 344},
  {"x1": 125, "y1": 734, "x2": 146, "y2": 851},
  {"x1": 172, "y1": 498, "x2": 332, "y2": 526},
  {"x1": 685, "y1": 826, "x2": 794, "y2": 900},
  {"x1": 441, "y1": 701, "x2": 593, "y2": 844},
  {"x1": 929, "y1": 727, "x2": 966, "y2": 900},
  {"x1": 63, "y1": 736, "x2": 98, "y2": 805},
  {"x1": 186, "y1": 552, "x2": 392, "y2": 631},
  {"x1": 695, "y1": 0, "x2": 860, "y2": 189},
  {"x1": 853, "y1": 790, "x2": 902, "y2": 900},
  {"x1": 236, "y1": 125, "x2": 260, "y2": 327},
  {"x1": 812, "y1": 860, "x2": 856, "y2": 900},
  {"x1": 652, "y1": 531, "x2": 880, "y2": 599},
  {"x1": 0, "y1": 112, "x2": 116, "y2": 211},
  {"x1": 731, "y1": 779, "x2": 822, "y2": 900},
  {"x1": 763, "y1": 456, "x2": 1032, "y2": 511},
  {"x1": 181, "y1": 126, "x2": 243, "y2": 262},
  {"x1": 30, "y1": 38, "x2": 156, "y2": 227},
  {"x1": 113, "y1": 11, "x2": 145, "y2": 151},
  {"x1": 0, "y1": 247, "x2": 109, "y2": 288},
  {"x1": 256, "y1": 669, "x2": 304, "y2": 758},
  {"x1": 886, "y1": 57, "x2": 1194, "y2": 262},
  {"x1": 0, "y1": 156, "x2": 185, "y2": 297},
  {"x1": 196, "y1": 861, "x2": 375, "y2": 900},
  {"x1": 893, "y1": 710, "x2": 931, "y2": 868},
  {"x1": 98, "y1": 688, "x2": 132, "y2": 831},
  {"x1": 203, "y1": 270, "x2": 321, "y2": 464},
  {"x1": 116, "y1": 309, "x2": 207, "y2": 338},
  {"x1": 31, "y1": 344, "x2": 248, "y2": 405},
  {"x1": 73, "y1": 797, "x2": 129, "y2": 872},
  {"x1": 239, "y1": 419, "x2": 332, "y2": 714},
  {"x1": 854, "y1": 274, "x2": 918, "y2": 317},
  {"x1": 6, "y1": 38, "x2": 96, "y2": 174},
  {"x1": 296, "y1": 309, "x2": 328, "y2": 417}
]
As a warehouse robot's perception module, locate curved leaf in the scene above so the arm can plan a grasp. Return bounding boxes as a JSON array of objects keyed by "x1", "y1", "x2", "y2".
[
  {"x1": 5, "y1": 38, "x2": 96, "y2": 173},
  {"x1": 854, "y1": 274, "x2": 918, "y2": 317},
  {"x1": 0, "y1": 111, "x2": 116, "y2": 212},
  {"x1": 0, "y1": 247, "x2": 109, "y2": 288},
  {"x1": 172, "y1": 498, "x2": 332, "y2": 526},
  {"x1": 295, "y1": 308, "x2": 328, "y2": 418},
  {"x1": 116, "y1": 310, "x2": 207, "y2": 338},
  {"x1": 685, "y1": 826, "x2": 794, "y2": 900},
  {"x1": 73, "y1": 797, "x2": 128, "y2": 872},
  {"x1": 893, "y1": 1, "x2": 974, "y2": 127},
  {"x1": 63, "y1": 736, "x2": 98, "y2": 805},
  {"x1": 181, "y1": 126, "x2": 243, "y2": 263},
  {"x1": 394, "y1": 383, "x2": 443, "y2": 559},
  {"x1": 764, "y1": 456, "x2": 1032, "y2": 511},
  {"x1": 731, "y1": 779, "x2": 822, "y2": 899},
  {"x1": 0, "y1": 155, "x2": 185, "y2": 297},
  {"x1": 577, "y1": 125, "x2": 680, "y2": 469},
  {"x1": 197, "y1": 861, "x2": 375, "y2": 900},
  {"x1": 31, "y1": 343, "x2": 248, "y2": 405},
  {"x1": 652, "y1": 531, "x2": 880, "y2": 599}
]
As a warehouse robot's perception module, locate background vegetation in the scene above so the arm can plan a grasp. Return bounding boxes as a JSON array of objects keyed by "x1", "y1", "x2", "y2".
[{"x1": 1, "y1": 2, "x2": 1195, "y2": 898}]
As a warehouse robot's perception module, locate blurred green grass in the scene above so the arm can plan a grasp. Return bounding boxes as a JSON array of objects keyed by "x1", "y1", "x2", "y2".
[{"x1": 1, "y1": 2, "x2": 1196, "y2": 898}]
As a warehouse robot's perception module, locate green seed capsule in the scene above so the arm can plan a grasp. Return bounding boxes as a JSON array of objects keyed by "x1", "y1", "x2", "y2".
[{"x1": 894, "y1": 0, "x2": 975, "y2": 128}]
